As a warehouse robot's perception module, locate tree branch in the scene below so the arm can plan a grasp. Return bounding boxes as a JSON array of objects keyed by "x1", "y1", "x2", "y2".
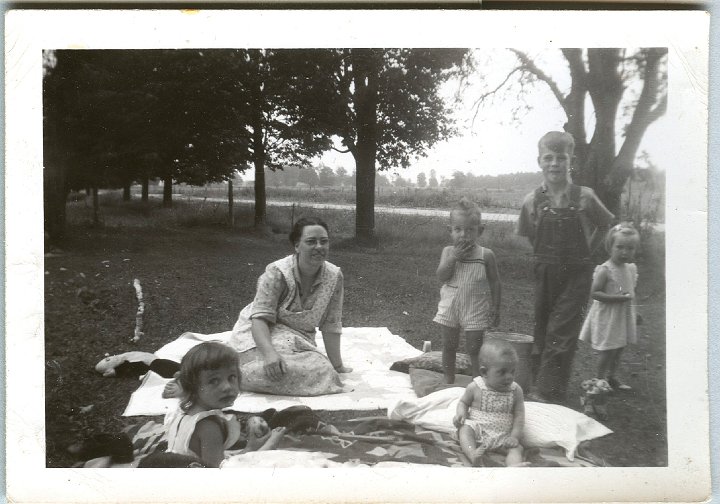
[
  {"x1": 470, "y1": 66, "x2": 522, "y2": 125},
  {"x1": 510, "y1": 49, "x2": 568, "y2": 115},
  {"x1": 331, "y1": 146, "x2": 351, "y2": 154},
  {"x1": 560, "y1": 48, "x2": 588, "y2": 146},
  {"x1": 612, "y1": 48, "x2": 667, "y2": 190},
  {"x1": 646, "y1": 94, "x2": 667, "y2": 125}
]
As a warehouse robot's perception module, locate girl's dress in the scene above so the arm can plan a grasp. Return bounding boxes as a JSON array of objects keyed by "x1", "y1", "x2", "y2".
[
  {"x1": 433, "y1": 246, "x2": 491, "y2": 331},
  {"x1": 462, "y1": 377, "x2": 517, "y2": 456},
  {"x1": 165, "y1": 409, "x2": 241, "y2": 460},
  {"x1": 579, "y1": 260, "x2": 638, "y2": 350}
]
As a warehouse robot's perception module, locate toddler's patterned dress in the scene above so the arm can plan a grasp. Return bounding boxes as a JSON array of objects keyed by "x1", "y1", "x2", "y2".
[{"x1": 462, "y1": 377, "x2": 517, "y2": 456}]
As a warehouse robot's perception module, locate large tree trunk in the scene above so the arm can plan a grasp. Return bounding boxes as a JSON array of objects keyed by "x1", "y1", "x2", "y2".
[
  {"x1": 251, "y1": 81, "x2": 267, "y2": 228},
  {"x1": 43, "y1": 120, "x2": 68, "y2": 242},
  {"x1": 43, "y1": 163, "x2": 68, "y2": 242},
  {"x1": 122, "y1": 180, "x2": 131, "y2": 201},
  {"x1": 162, "y1": 174, "x2": 173, "y2": 208},
  {"x1": 92, "y1": 185, "x2": 100, "y2": 225},
  {"x1": 607, "y1": 48, "x2": 668, "y2": 218},
  {"x1": 352, "y1": 49, "x2": 380, "y2": 245},
  {"x1": 228, "y1": 179, "x2": 234, "y2": 227},
  {"x1": 141, "y1": 175, "x2": 149, "y2": 203}
]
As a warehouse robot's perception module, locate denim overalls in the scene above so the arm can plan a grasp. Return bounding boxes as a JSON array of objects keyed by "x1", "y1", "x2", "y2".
[{"x1": 531, "y1": 184, "x2": 593, "y2": 401}]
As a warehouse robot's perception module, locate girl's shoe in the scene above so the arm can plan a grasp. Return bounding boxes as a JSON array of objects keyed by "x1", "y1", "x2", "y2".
[{"x1": 607, "y1": 377, "x2": 632, "y2": 391}]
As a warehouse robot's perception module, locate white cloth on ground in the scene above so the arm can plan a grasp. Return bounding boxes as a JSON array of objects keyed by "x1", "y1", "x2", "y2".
[{"x1": 123, "y1": 327, "x2": 422, "y2": 416}]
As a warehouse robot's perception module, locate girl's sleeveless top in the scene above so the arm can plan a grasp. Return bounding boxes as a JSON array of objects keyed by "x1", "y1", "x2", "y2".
[{"x1": 165, "y1": 409, "x2": 241, "y2": 459}]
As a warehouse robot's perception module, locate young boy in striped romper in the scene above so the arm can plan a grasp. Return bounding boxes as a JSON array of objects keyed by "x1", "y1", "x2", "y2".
[{"x1": 434, "y1": 198, "x2": 502, "y2": 383}]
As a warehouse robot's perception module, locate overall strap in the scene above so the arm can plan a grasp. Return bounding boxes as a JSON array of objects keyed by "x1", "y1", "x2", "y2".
[
  {"x1": 567, "y1": 184, "x2": 582, "y2": 208},
  {"x1": 533, "y1": 186, "x2": 551, "y2": 214}
]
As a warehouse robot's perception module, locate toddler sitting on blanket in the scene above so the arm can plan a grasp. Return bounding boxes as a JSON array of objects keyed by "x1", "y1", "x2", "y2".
[
  {"x1": 453, "y1": 340, "x2": 528, "y2": 466},
  {"x1": 165, "y1": 342, "x2": 285, "y2": 467}
]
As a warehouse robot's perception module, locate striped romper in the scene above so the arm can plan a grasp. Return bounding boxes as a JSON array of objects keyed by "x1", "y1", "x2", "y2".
[{"x1": 433, "y1": 246, "x2": 491, "y2": 331}]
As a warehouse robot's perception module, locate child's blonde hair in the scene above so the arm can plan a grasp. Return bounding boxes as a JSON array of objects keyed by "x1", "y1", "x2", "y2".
[
  {"x1": 450, "y1": 197, "x2": 482, "y2": 227},
  {"x1": 479, "y1": 339, "x2": 518, "y2": 369},
  {"x1": 604, "y1": 222, "x2": 641, "y2": 253},
  {"x1": 538, "y1": 131, "x2": 575, "y2": 155},
  {"x1": 178, "y1": 342, "x2": 241, "y2": 412}
]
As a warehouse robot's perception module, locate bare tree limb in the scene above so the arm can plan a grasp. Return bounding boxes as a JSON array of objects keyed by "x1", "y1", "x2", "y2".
[
  {"x1": 611, "y1": 49, "x2": 667, "y2": 190},
  {"x1": 510, "y1": 49, "x2": 568, "y2": 115},
  {"x1": 560, "y1": 49, "x2": 588, "y2": 147},
  {"x1": 331, "y1": 146, "x2": 351, "y2": 154},
  {"x1": 470, "y1": 66, "x2": 522, "y2": 125}
]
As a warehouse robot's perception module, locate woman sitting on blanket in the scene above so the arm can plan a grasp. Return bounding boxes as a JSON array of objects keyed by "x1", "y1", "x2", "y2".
[
  {"x1": 163, "y1": 216, "x2": 351, "y2": 398},
  {"x1": 228, "y1": 216, "x2": 352, "y2": 395}
]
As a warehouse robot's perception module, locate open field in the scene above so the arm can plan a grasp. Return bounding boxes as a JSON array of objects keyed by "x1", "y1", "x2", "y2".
[{"x1": 45, "y1": 196, "x2": 667, "y2": 467}]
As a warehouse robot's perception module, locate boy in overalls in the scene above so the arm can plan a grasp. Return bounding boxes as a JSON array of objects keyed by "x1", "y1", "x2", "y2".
[{"x1": 517, "y1": 132, "x2": 615, "y2": 404}]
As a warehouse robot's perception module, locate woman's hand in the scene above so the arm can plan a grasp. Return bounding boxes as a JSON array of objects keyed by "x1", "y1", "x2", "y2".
[
  {"x1": 503, "y1": 436, "x2": 519, "y2": 448},
  {"x1": 263, "y1": 351, "x2": 287, "y2": 381},
  {"x1": 334, "y1": 364, "x2": 353, "y2": 374}
]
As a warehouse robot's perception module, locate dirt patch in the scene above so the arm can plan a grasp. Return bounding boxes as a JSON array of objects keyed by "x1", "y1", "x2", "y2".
[{"x1": 44, "y1": 224, "x2": 666, "y2": 467}]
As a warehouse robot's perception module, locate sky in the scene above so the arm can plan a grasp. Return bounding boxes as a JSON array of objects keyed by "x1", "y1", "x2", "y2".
[{"x1": 248, "y1": 49, "x2": 673, "y2": 183}]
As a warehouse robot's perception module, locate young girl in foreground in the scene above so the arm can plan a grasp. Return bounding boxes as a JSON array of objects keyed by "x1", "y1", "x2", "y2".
[
  {"x1": 434, "y1": 198, "x2": 502, "y2": 383},
  {"x1": 579, "y1": 223, "x2": 640, "y2": 391},
  {"x1": 166, "y1": 342, "x2": 285, "y2": 467},
  {"x1": 453, "y1": 340, "x2": 526, "y2": 466}
]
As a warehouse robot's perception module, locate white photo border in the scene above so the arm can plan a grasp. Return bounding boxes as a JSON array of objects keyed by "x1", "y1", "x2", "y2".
[{"x1": 5, "y1": 9, "x2": 710, "y2": 503}]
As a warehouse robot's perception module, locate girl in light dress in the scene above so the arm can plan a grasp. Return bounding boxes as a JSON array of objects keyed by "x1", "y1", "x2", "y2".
[
  {"x1": 579, "y1": 223, "x2": 641, "y2": 391},
  {"x1": 165, "y1": 342, "x2": 285, "y2": 467}
]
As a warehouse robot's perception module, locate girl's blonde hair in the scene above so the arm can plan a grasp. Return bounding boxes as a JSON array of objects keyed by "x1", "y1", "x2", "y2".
[
  {"x1": 178, "y1": 342, "x2": 241, "y2": 412},
  {"x1": 604, "y1": 222, "x2": 641, "y2": 253},
  {"x1": 450, "y1": 197, "x2": 482, "y2": 226}
]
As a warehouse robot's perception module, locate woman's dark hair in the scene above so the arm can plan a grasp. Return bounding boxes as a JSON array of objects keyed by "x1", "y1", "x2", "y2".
[
  {"x1": 178, "y1": 342, "x2": 240, "y2": 412},
  {"x1": 289, "y1": 217, "x2": 329, "y2": 245}
]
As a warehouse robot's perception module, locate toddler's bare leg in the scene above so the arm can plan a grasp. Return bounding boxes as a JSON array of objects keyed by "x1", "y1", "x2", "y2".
[
  {"x1": 608, "y1": 347, "x2": 623, "y2": 377},
  {"x1": 441, "y1": 325, "x2": 460, "y2": 384},
  {"x1": 506, "y1": 445, "x2": 526, "y2": 466},
  {"x1": 458, "y1": 425, "x2": 481, "y2": 465},
  {"x1": 597, "y1": 350, "x2": 614, "y2": 380},
  {"x1": 465, "y1": 330, "x2": 484, "y2": 377}
]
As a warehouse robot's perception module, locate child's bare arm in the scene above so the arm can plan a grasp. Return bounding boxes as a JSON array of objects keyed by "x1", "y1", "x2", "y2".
[
  {"x1": 453, "y1": 384, "x2": 476, "y2": 428},
  {"x1": 256, "y1": 427, "x2": 287, "y2": 451},
  {"x1": 192, "y1": 417, "x2": 227, "y2": 468},
  {"x1": 484, "y1": 249, "x2": 502, "y2": 327},
  {"x1": 590, "y1": 267, "x2": 632, "y2": 303},
  {"x1": 436, "y1": 246, "x2": 458, "y2": 283},
  {"x1": 508, "y1": 386, "x2": 525, "y2": 443}
]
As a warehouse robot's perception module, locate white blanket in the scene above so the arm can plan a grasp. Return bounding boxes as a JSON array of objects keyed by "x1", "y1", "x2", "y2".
[
  {"x1": 123, "y1": 327, "x2": 422, "y2": 416},
  {"x1": 388, "y1": 388, "x2": 613, "y2": 461}
]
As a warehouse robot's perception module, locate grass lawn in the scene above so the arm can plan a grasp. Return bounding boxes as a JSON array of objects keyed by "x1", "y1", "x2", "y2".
[{"x1": 44, "y1": 197, "x2": 667, "y2": 467}]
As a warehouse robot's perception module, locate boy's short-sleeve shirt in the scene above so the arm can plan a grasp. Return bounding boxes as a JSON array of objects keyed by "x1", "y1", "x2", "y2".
[{"x1": 516, "y1": 184, "x2": 615, "y2": 252}]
